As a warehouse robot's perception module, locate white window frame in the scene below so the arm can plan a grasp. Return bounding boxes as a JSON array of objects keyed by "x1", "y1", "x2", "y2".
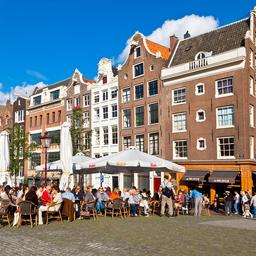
[
  {"x1": 112, "y1": 126, "x2": 118, "y2": 145},
  {"x1": 172, "y1": 112, "x2": 187, "y2": 133},
  {"x1": 66, "y1": 99, "x2": 72, "y2": 111},
  {"x1": 102, "y1": 90, "x2": 108, "y2": 102},
  {"x1": 250, "y1": 136, "x2": 254, "y2": 159},
  {"x1": 135, "y1": 105, "x2": 144, "y2": 127},
  {"x1": 111, "y1": 104, "x2": 118, "y2": 118},
  {"x1": 122, "y1": 109, "x2": 131, "y2": 128},
  {"x1": 133, "y1": 62, "x2": 144, "y2": 78},
  {"x1": 250, "y1": 104, "x2": 255, "y2": 128},
  {"x1": 111, "y1": 87, "x2": 118, "y2": 99},
  {"x1": 215, "y1": 77, "x2": 233, "y2": 98},
  {"x1": 172, "y1": 87, "x2": 186, "y2": 105},
  {"x1": 94, "y1": 93, "x2": 100, "y2": 104},
  {"x1": 216, "y1": 106, "x2": 234, "y2": 129},
  {"x1": 135, "y1": 134, "x2": 144, "y2": 152},
  {"x1": 197, "y1": 137, "x2": 206, "y2": 151},
  {"x1": 217, "y1": 137, "x2": 235, "y2": 159},
  {"x1": 134, "y1": 46, "x2": 141, "y2": 59},
  {"x1": 196, "y1": 109, "x2": 206, "y2": 122},
  {"x1": 250, "y1": 77, "x2": 254, "y2": 96},
  {"x1": 134, "y1": 84, "x2": 144, "y2": 100},
  {"x1": 148, "y1": 80, "x2": 158, "y2": 97},
  {"x1": 148, "y1": 102, "x2": 159, "y2": 125},
  {"x1": 83, "y1": 112, "x2": 90, "y2": 128},
  {"x1": 102, "y1": 106, "x2": 108, "y2": 119},
  {"x1": 195, "y1": 83, "x2": 205, "y2": 96},
  {"x1": 122, "y1": 88, "x2": 131, "y2": 103},
  {"x1": 94, "y1": 108, "x2": 100, "y2": 121},
  {"x1": 173, "y1": 140, "x2": 188, "y2": 160},
  {"x1": 94, "y1": 128, "x2": 100, "y2": 145},
  {"x1": 83, "y1": 94, "x2": 90, "y2": 107},
  {"x1": 148, "y1": 132, "x2": 159, "y2": 155},
  {"x1": 123, "y1": 136, "x2": 131, "y2": 150}
]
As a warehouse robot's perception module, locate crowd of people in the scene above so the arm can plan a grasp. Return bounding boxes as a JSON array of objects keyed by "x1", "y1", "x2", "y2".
[{"x1": 0, "y1": 174, "x2": 256, "y2": 227}]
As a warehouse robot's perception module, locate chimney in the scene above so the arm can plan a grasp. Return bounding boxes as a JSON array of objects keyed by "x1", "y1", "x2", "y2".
[
  {"x1": 184, "y1": 31, "x2": 191, "y2": 39},
  {"x1": 169, "y1": 35, "x2": 178, "y2": 51}
]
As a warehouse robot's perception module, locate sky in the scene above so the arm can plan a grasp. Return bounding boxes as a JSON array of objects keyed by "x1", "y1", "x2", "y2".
[{"x1": 0, "y1": 0, "x2": 255, "y2": 104}]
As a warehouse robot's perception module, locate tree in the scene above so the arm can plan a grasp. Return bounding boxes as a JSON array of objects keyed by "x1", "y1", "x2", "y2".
[
  {"x1": 9, "y1": 123, "x2": 37, "y2": 185},
  {"x1": 70, "y1": 107, "x2": 91, "y2": 156}
]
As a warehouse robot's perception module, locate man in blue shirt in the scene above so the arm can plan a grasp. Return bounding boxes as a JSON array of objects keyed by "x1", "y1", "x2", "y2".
[
  {"x1": 62, "y1": 187, "x2": 75, "y2": 203},
  {"x1": 190, "y1": 189, "x2": 203, "y2": 216}
]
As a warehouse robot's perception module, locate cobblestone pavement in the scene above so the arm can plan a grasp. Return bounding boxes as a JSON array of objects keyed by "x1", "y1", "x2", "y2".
[{"x1": 0, "y1": 216, "x2": 255, "y2": 256}]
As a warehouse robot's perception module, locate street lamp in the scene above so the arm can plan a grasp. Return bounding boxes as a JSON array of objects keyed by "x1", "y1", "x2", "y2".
[{"x1": 40, "y1": 132, "x2": 52, "y2": 186}]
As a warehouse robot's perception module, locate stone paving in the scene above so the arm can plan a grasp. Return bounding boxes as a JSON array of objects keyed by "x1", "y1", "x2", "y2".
[{"x1": 0, "y1": 216, "x2": 255, "y2": 256}]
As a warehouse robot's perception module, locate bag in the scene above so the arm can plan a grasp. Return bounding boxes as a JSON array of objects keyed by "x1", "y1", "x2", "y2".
[
  {"x1": 162, "y1": 187, "x2": 173, "y2": 198},
  {"x1": 80, "y1": 210, "x2": 90, "y2": 217}
]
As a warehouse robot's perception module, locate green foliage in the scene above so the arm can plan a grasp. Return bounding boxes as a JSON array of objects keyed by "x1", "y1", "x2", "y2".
[{"x1": 70, "y1": 108, "x2": 91, "y2": 156}]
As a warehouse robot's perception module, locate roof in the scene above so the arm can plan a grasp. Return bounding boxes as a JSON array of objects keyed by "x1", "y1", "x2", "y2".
[
  {"x1": 171, "y1": 18, "x2": 250, "y2": 66},
  {"x1": 33, "y1": 78, "x2": 71, "y2": 95},
  {"x1": 145, "y1": 39, "x2": 170, "y2": 60},
  {"x1": 82, "y1": 77, "x2": 96, "y2": 84}
]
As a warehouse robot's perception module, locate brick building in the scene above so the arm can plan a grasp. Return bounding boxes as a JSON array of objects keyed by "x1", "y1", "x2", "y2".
[
  {"x1": 118, "y1": 32, "x2": 171, "y2": 192},
  {"x1": 161, "y1": 9, "x2": 256, "y2": 200},
  {"x1": 0, "y1": 100, "x2": 13, "y2": 132}
]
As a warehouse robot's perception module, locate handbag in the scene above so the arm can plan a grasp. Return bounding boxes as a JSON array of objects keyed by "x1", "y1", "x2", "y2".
[{"x1": 162, "y1": 183, "x2": 173, "y2": 198}]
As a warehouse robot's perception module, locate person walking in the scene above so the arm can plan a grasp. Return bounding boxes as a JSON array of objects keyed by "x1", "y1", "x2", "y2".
[
  {"x1": 250, "y1": 191, "x2": 256, "y2": 219},
  {"x1": 160, "y1": 175, "x2": 175, "y2": 217},
  {"x1": 224, "y1": 191, "x2": 233, "y2": 216},
  {"x1": 190, "y1": 188, "x2": 203, "y2": 217},
  {"x1": 234, "y1": 191, "x2": 240, "y2": 215}
]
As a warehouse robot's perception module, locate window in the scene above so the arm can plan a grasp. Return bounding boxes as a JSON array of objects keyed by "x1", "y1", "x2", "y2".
[
  {"x1": 123, "y1": 136, "x2": 131, "y2": 150},
  {"x1": 149, "y1": 133, "x2": 159, "y2": 155},
  {"x1": 30, "y1": 153, "x2": 41, "y2": 169},
  {"x1": 123, "y1": 109, "x2": 131, "y2": 128},
  {"x1": 103, "y1": 127, "x2": 109, "y2": 145},
  {"x1": 149, "y1": 65, "x2": 154, "y2": 71},
  {"x1": 95, "y1": 154, "x2": 101, "y2": 158},
  {"x1": 149, "y1": 103, "x2": 159, "y2": 124},
  {"x1": 250, "y1": 50, "x2": 254, "y2": 68},
  {"x1": 250, "y1": 105, "x2": 255, "y2": 127},
  {"x1": 33, "y1": 95, "x2": 41, "y2": 106},
  {"x1": 46, "y1": 113, "x2": 50, "y2": 125},
  {"x1": 250, "y1": 77, "x2": 254, "y2": 96},
  {"x1": 112, "y1": 105, "x2": 117, "y2": 118},
  {"x1": 95, "y1": 128, "x2": 100, "y2": 145},
  {"x1": 135, "y1": 106, "x2": 144, "y2": 126},
  {"x1": 34, "y1": 116, "x2": 38, "y2": 127},
  {"x1": 217, "y1": 137, "x2": 235, "y2": 159},
  {"x1": 84, "y1": 133, "x2": 90, "y2": 150},
  {"x1": 48, "y1": 130, "x2": 60, "y2": 144},
  {"x1": 148, "y1": 80, "x2": 158, "y2": 96},
  {"x1": 195, "y1": 83, "x2": 204, "y2": 95},
  {"x1": 135, "y1": 84, "x2": 144, "y2": 99},
  {"x1": 50, "y1": 90, "x2": 60, "y2": 100},
  {"x1": 134, "y1": 63, "x2": 144, "y2": 77},
  {"x1": 103, "y1": 75, "x2": 107, "y2": 84},
  {"x1": 216, "y1": 78, "x2": 233, "y2": 97},
  {"x1": 103, "y1": 106, "x2": 108, "y2": 119},
  {"x1": 112, "y1": 126, "x2": 118, "y2": 144},
  {"x1": 74, "y1": 84, "x2": 80, "y2": 94},
  {"x1": 111, "y1": 88, "x2": 117, "y2": 99},
  {"x1": 15, "y1": 110, "x2": 24, "y2": 123},
  {"x1": 94, "y1": 93, "x2": 100, "y2": 103},
  {"x1": 196, "y1": 52, "x2": 206, "y2": 60},
  {"x1": 217, "y1": 106, "x2": 234, "y2": 128},
  {"x1": 135, "y1": 46, "x2": 141, "y2": 58},
  {"x1": 196, "y1": 109, "x2": 206, "y2": 122},
  {"x1": 30, "y1": 117, "x2": 32, "y2": 128},
  {"x1": 52, "y1": 112, "x2": 56, "y2": 123},
  {"x1": 173, "y1": 113, "x2": 186, "y2": 132},
  {"x1": 250, "y1": 136, "x2": 254, "y2": 159},
  {"x1": 197, "y1": 138, "x2": 206, "y2": 151},
  {"x1": 136, "y1": 135, "x2": 144, "y2": 152},
  {"x1": 94, "y1": 108, "x2": 100, "y2": 120},
  {"x1": 172, "y1": 88, "x2": 186, "y2": 104},
  {"x1": 83, "y1": 94, "x2": 90, "y2": 107},
  {"x1": 173, "y1": 140, "x2": 188, "y2": 159},
  {"x1": 40, "y1": 115, "x2": 43, "y2": 126},
  {"x1": 74, "y1": 97, "x2": 80, "y2": 107},
  {"x1": 48, "y1": 152, "x2": 60, "y2": 163},
  {"x1": 122, "y1": 88, "x2": 131, "y2": 103},
  {"x1": 66, "y1": 99, "x2": 72, "y2": 111},
  {"x1": 58, "y1": 111, "x2": 61, "y2": 122},
  {"x1": 30, "y1": 133, "x2": 41, "y2": 145},
  {"x1": 102, "y1": 90, "x2": 108, "y2": 101},
  {"x1": 83, "y1": 112, "x2": 90, "y2": 128}
]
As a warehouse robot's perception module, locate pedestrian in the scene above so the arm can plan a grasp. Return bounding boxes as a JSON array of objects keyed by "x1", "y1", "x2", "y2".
[
  {"x1": 250, "y1": 191, "x2": 256, "y2": 219},
  {"x1": 160, "y1": 175, "x2": 175, "y2": 217},
  {"x1": 213, "y1": 194, "x2": 220, "y2": 212},
  {"x1": 224, "y1": 191, "x2": 233, "y2": 216},
  {"x1": 190, "y1": 188, "x2": 203, "y2": 217},
  {"x1": 241, "y1": 191, "x2": 249, "y2": 216},
  {"x1": 234, "y1": 191, "x2": 240, "y2": 214}
]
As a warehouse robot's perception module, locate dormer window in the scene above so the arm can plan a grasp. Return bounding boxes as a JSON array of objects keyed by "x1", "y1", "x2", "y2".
[
  {"x1": 134, "y1": 46, "x2": 141, "y2": 58},
  {"x1": 196, "y1": 52, "x2": 206, "y2": 60},
  {"x1": 103, "y1": 75, "x2": 108, "y2": 84}
]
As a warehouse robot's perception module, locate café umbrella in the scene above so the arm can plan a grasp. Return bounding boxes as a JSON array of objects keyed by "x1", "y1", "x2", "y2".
[{"x1": 0, "y1": 130, "x2": 12, "y2": 186}]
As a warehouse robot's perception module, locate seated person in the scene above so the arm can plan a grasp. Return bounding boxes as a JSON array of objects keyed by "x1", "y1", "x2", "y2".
[
  {"x1": 38, "y1": 186, "x2": 63, "y2": 225},
  {"x1": 121, "y1": 188, "x2": 130, "y2": 201},
  {"x1": 41, "y1": 185, "x2": 52, "y2": 206},
  {"x1": 110, "y1": 188, "x2": 120, "y2": 200},
  {"x1": 62, "y1": 188, "x2": 75, "y2": 203},
  {"x1": 25, "y1": 186, "x2": 39, "y2": 206},
  {"x1": 128, "y1": 188, "x2": 141, "y2": 217},
  {"x1": 96, "y1": 187, "x2": 109, "y2": 214},
  {"x1": 139, "y1": 189, "x2": 150, "y2": 217}
]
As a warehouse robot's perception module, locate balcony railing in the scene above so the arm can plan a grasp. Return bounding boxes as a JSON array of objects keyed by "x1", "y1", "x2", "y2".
[{"x1": 189, "y1": 58, "x2": 208, "y2": 70}]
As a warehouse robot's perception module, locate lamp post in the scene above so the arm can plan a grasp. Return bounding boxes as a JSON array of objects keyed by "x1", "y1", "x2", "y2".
[{"x1": 40, "y1": 132, "x2": 52, "y2": 186}]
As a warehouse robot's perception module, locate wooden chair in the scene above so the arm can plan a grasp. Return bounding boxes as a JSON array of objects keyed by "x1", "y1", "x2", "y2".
[
  {"x1": 105, "y1": 198, "x2": 123, "y2": 218},
  {"x1": 17, "y1": 200, "x2": 38, "y2": 228},
  {"x1": 150, "y1": 200, "x2": 160, "y2": 216},
  {"x1": 122, "y1": 199, "x2": 130, "y2": 217},
  {"x1": 46, "y1": 202, "x2": 63, "y2": 224},
  {"x1": 0, "y1": 200, "x2": 11, "y2": 226},
  {"x1": 81, "y1": 201, "x2": 98, "y2": 220}
]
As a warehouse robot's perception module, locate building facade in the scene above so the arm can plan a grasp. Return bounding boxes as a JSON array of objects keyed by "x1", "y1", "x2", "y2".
[
  {"x1": 118, "y1": 32, "x2": 170, "y2": 192},
  {"x1": 0, "y1": 100, "x2": 13, "y2": 132},
  {"x1": 90, "y1": 58, "x2": 119, "y2": 188},
  {"x1": 161, "y1": 10, "x2": 256, "y2": 200}
]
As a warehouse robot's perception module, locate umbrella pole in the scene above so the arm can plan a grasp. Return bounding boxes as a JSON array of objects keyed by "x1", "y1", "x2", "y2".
[{"x1": 100, "y1": 171, "x2": 103, "y2": 187}]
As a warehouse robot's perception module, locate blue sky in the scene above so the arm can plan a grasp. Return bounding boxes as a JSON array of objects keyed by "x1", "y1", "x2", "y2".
[{"x1": 0, "y1": 0, "x2": 255, "y2": 101}]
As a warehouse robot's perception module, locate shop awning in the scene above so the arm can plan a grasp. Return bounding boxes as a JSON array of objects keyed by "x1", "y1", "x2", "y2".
[
  {"x1": 182, "y1": 170, "x2": 209, "y2": 182},
  {"x1": 209, "y1": 171, "x2": 240, "y2": 184}
]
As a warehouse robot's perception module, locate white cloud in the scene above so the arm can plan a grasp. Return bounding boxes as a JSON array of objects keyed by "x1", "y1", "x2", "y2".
[
  {"x1": 117, "y1": 14, "x2": 219, "y2": 63},
  {"x1": 26, "y1": 69, "x2": 48, "y2": 81},
  {"x1": 0, "y1": 81, "x2": 47, "y2": 105}
]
